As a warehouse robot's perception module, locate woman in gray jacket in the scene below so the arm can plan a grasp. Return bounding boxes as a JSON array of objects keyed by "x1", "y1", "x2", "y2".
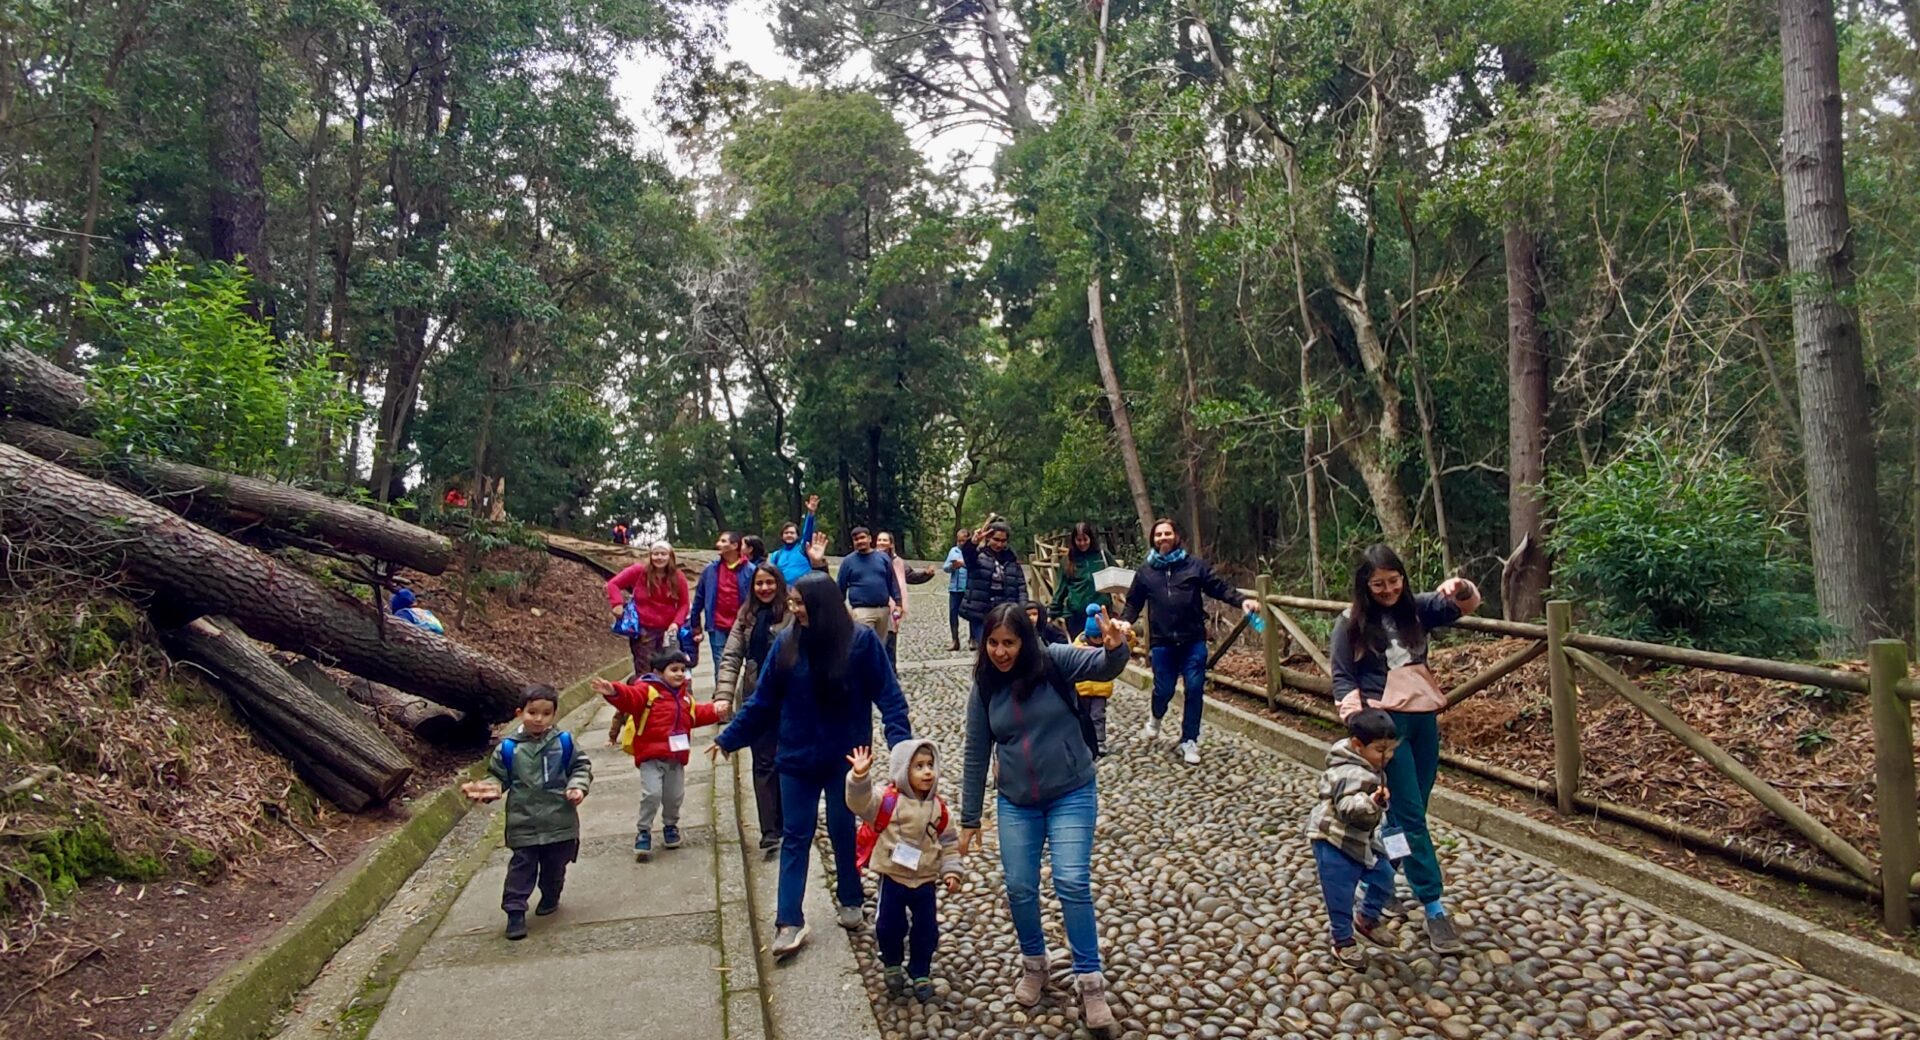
[
  {"x1": 716, "y1": 564, "x2": 792, "y2": 856},
  {"x1": 958, "y1": 602, "x2": 1130, "y2": 1037}
]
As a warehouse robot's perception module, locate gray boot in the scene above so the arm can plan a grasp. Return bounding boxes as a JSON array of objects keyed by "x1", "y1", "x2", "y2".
[
  {"x1": 1077, "y1": 971, "x2": 1117, "y2": 1034},
  {"x1": 1013, "y1": 954, "x2": 1049, "y2": 1007}
]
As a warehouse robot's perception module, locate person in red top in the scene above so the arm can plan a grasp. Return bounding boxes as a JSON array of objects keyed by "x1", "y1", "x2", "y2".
[
  {"x1": 590, "y1": 648, "x2": 731, "y2": 862},
  {"x1": 689, "y1": 531, "x2": 756, "y2": 691},
  {"x1": 604, "y1": 540, "x2": 691, "y2": 742}
]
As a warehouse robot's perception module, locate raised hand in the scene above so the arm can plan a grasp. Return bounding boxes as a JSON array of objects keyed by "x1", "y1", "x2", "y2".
[
  {"x1": 807, "y1": 532, "x2": 829, "y2": 566},
  {"x1": 806, "y1": 494, "x2": 821, "y2": 513},
  {"x1": 590, "y1": 677, "x2": 616, "y2": 699},
  {"x1": 1093, "y1": 606, "x2": 1132, "y2": 650},
  {"x1": 846, "y1": 745, "x2": 874, "y2": 776}
]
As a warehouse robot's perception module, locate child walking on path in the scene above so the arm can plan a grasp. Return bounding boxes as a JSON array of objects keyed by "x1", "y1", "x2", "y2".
[
  {"x1": 1307, "y1": 708, "x2": 1402, "y2": 965},
  {"x1": 846, "y1": 740, "x2": 961, "y2": 1003},
  {"x1": 1068, "y1": 607, "x2": 1116, "y2": 755},
  {"x1": 591, "y1": 650, "x2": 730, "y2": 862},
  {"x1": 462, "y1": 685, "x2": 593, "y2": 941}
]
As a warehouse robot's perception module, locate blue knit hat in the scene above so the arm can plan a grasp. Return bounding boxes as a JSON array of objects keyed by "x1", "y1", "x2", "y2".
[{"x1": 1084, "y1": 603, "x2": 1103, "y2": 641}]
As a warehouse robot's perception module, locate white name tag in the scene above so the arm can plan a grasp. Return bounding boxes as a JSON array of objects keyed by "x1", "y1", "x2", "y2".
[
  {"x1": 890, "y1": 843, "x2": 923, "y2": 869},
  {"x1": 669, "y1": 733, "x2": 691, "y2": 752},
  {"x1": 1383, "y1": 831, "x2": 1412, "y2": 860}
]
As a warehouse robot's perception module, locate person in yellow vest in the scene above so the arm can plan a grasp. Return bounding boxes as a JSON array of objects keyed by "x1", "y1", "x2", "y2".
[{"x1": 1069, "y1": 605, "x2": 1120, "y2": 756}]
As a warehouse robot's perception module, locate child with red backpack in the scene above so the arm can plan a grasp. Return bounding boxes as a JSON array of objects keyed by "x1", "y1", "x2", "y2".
[
  {"x1": 590, "y1": 649, "x2": 730, "y2": 862},
  {"x1": 845, "y1": 740, "x2": 962, "y2": 1003}
]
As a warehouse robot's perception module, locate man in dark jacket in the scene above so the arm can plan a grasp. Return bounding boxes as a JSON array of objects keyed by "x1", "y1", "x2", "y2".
[{"x1": 1122, "y1": 517, "x2": 1258, "y2": 766}]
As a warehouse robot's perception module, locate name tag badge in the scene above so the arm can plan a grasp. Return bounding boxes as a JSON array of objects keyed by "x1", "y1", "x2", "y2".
[
  {"x1": 669, "y1": 733, "x2": 691, "y2": 753},
  {"x1": 890, "y1": 843, "x2": 923, "y2": 870},
  {"x1": 1383, "y1": 830, "x2": 1412, "y2": 861}
]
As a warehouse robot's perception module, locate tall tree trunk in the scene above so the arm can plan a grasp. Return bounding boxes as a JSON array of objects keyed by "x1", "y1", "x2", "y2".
[
  {"x1": 207, "y1": 42, "x2": 273, "y2": 320},
  {"x1": 1088, "y1": 280, "x2": 1157, "y2": 542},
  {"x1": 1505, "y1": 224, "x2": 1551, "y2": 620},
  {"x1": 1171, "y1": 245, "x2": 1207, "y2": 556},
  {"x1": 1400, "y1": 196, "x2": 1453, "y2": 574},
  {"x1": 1779, "y1": 0, "x2": 1893, "y2": 647}
]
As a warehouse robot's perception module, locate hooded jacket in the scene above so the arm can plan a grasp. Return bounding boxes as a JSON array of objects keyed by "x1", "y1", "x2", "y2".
[
  {"x1": 1305, "y1": 738, "x2": 1390, "y2": 868},
  {"x1": 486, "y1": 723, "x2": 593, "y2": 849},
  {"x1": 845, "y1": 738, "x2": 962, "y2": 887},
  {"x1": 960, "y1": 641, "x2": 1129, "y2": 826},
  {"x1": 601, "y1": 674, "x2": 723, "y2": 766}
]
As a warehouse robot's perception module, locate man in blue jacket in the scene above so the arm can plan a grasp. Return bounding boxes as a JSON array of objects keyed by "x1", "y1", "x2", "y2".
[
  {"x1": 690, "y1": 531, "x2": 757, "y2": 690},
  {"x1": 768, "y1": 495, "x2": 821, "y2": 585}
]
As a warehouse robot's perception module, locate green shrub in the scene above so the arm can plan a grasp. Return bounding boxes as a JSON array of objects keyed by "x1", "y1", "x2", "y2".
[
  {"x1": 1545, "y1": 436, "x2": 1830, "y2": 657},
  {"x1": 23, "y1": 821, "x2": 166, "y2": 902}
]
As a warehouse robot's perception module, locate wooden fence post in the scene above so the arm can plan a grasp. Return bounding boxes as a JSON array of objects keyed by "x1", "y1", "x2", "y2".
[
  {"x1": 1546, "y1": 600, "x2": 1581, "y2": 814},
  {"x1": 1870, "y1": 638, "x2": 1917, "y2": 934},
  {"x1": 1258, "y1": 574, "x2": 1279, "y2": 707}
]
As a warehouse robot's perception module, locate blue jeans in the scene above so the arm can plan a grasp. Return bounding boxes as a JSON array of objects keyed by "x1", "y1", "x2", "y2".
[
  {"x1": 1383, "y1": 710, "x2": 1445, "y2": 904},
  {"x1": 997, "y1": 779, "x2": 1102, "y2": 973},
  {"x1": 1150, "y1": 639, "x2": 1210, "y2": 743},
  {"x1": 876, "y1": 875, "x2": 938, "y2": 978},
  {"x1": 1311, "y1": 840, "x2": 1395, "y2": 943},
  {"x1": 776, "y1": 765, "x2": 863, "y2": 927},
  {"x1": 708, "y1": 625, "x2": 731, "y2": 689}
]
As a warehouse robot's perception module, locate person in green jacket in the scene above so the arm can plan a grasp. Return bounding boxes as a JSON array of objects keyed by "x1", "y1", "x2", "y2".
[
  {"x1": 464, "y1": 685, "x2": 593, "y2": 940},
  {"x1": 1050, "y1": 521, "x2": 1112, "y2": 625}
]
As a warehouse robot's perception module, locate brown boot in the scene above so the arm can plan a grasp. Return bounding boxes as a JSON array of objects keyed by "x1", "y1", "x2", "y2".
[
  {"x1": 1077, "y1": 971, "x2": 1117, "y2": 1035},
  {"x1": 1013, "y1": 954, "x2": 1048, "y2": 1007}
]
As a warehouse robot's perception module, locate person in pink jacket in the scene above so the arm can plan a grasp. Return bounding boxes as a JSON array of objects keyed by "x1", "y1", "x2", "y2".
[{"x1": 605, "y1": 540, "x2": 690, "y2": 742}]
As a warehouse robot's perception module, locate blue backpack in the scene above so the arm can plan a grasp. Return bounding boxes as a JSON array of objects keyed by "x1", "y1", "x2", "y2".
[{"x1": 499, "y1": 731, "x2": 574, "y2": 785}]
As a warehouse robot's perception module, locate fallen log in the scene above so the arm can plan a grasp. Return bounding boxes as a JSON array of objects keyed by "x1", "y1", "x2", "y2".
[
  {"x1": 0, "y1": 343, "x2": 91, "y2": 429},
  {"x1": 285, "y1": 659, "x2": 485, "y2": 747},
  {"x1": 167, "y1": 616, "x2": 414, "y2": 809},
  {"x1": 0, "y1": 443, "x2": 529, "y2": 719},
  {"x1": 0, "y1": 418, "x2": 453, "y2": 575}
]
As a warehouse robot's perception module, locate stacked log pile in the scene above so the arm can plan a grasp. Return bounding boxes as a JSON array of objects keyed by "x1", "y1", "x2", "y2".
[{"x1": 0, "y1": 344, "x2": 527, "y2": 810}]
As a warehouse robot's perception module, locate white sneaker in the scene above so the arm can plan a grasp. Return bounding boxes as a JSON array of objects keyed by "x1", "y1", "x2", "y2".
[
  {"x1": 1141, "y1": 717, "x2": 1162, "y2": 740},
  {"x1": 1179, "y1": 740, "x2": 1200, "y2": 765}
]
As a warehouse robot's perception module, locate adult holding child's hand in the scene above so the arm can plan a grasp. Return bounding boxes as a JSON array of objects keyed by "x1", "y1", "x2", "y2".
[{"x1": 710, "y1": 573, "x2": 912, "y2": 960}]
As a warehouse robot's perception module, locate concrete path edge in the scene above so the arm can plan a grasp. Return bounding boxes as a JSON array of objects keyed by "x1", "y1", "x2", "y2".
[
  {"x1": 1200, "y1": 691, "x2": 1920, "y2": 1017},
  {"x1": 162, "y1": 656, "x2": 635, "y2": 1040}
]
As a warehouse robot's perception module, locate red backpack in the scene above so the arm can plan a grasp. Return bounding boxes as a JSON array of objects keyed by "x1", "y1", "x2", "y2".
[{"x1": 854, "y1": 785, "x2": 949, "y2": 872}]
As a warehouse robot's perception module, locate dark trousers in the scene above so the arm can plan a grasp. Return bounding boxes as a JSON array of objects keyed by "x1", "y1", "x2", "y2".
[
  {"x1": 1150, "y1": 638, "x2": 1210, "y2": 743},
  {"x1": 947, "y1": 591, "x2": 963, "y2": 643},
  {"x1": 1311, "y1": 839, "x2": 1394, "y2": 943},
  {"x1": 876, "y1": 875, "x2": 939, "y2": 978},
  {"x1": 502, "y1": 838, "x2": 579, "y2": 913},
  {"x1": 750, "y1": 729, "x2": 782, "y2": 849},
  {"x1": 776, "y1": 764, "x2": 863, "y2": 927},
  {"x1": 885, "y1": 628, "x2": 898, "y2": 667}
]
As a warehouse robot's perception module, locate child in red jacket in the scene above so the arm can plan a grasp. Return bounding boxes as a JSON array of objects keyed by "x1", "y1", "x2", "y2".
[{"x1": 590, "y1": 648, "x2": 731, "y2": 862}]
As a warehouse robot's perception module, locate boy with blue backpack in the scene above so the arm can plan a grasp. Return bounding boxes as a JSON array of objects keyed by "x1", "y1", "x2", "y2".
[{"x1": 462, "y1": 685, "x2": 593, "y2": 940}]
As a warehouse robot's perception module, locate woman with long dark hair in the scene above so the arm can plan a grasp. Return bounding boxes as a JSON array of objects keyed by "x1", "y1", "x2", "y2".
[
  {"x1": 1328, "y1": 543, "x2": 1481, "y2": 954},
  {"x1": 1049, "y1": 521, "x2": 1110, "y2": 626},
  {"x1": 715, "y1": 564, "x2": 791, "y2": 858},
  {"x1": 1121, "y1": 518, "x2": 1258, "y2": 765},
  {"x1": 957, "y1": 602, "x2": 1131, "y2": 1036},
  {"x1": 710, "y1": 572, "x2": 913, "y2": 959}
]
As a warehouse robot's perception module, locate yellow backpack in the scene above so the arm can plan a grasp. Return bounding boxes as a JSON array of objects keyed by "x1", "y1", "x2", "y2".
[{"x1": 617, "y1": 685, "x2": 672, "y2": 754}]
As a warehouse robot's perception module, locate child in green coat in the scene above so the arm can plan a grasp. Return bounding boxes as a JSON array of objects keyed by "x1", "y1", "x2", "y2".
[{"x1": 463, "y1": 685, "x2": 593, "y2": 939}]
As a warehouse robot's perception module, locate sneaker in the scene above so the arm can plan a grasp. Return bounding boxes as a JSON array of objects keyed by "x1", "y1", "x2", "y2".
[
  {"x1": 771, "y1": 923, "x2": 809, "y2": 958},
  {"x1": 634, "y1": 831, "x2": 652, "y2": 862},
  {"x1": 883, "y1": 965, "x2": 907, "y2": 998},
  {"x1": 1353, "y1": 915, "x2": 1395, "y2": 948},
  {"x1": 1141, "y1": 716, "x2": 1162, "y2": 740},
  {"x1": 836, "y1": 904, "x2": 864, "y2": 930},
  {"x1": 1426, "y1": 912, "x2": 1466, "y2": 954},
  {"x1": 663, "y1": 825, "x2": 682, "y2": 849},
  {"x1": 758, "y1": 836, "x2": 781, "y2": 858},
  {"x1": 1179, "y1": 740, "x2": 1201, "y2": 765},
  {"x1": 504, "y1": 911, "x2": 528, "y2": 940},
  {"x1": 535, "y1": 894, "x2": 561, "y2": 916},
  {"x1": 913, "y1": 977, "x2": 936, "y2": 1003},
  {"x1": 1330, "y1": 938, "x2": 1364, "y2": 966}
]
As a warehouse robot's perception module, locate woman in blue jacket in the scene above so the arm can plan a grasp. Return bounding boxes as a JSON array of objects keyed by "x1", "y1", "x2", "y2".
[
  {"x1": 710, "y1": 572, "x2": 913, "y2": 960},
  {"x1": 958, "y1": 603, "x2": 1130, "y2": 1036}
]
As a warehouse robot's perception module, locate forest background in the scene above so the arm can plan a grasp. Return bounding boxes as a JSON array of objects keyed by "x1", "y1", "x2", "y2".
[{"x1": 5, "y1": 0, "x2": 1919, "y2": 658}]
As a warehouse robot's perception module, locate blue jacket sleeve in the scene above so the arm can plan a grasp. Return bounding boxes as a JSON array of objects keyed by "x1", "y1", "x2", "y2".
[
  {"x1": 836, "y1": 558, "x2": 852, "y2": 592},
  {"x1": 862, "y1": 630, "x2": 913, "y2": 744},
  {"x1": 1329, "y1": 613, "x2": 1360, "y2": 700},
  {"x1": 689, "y1": 564, "x2": 711, "y2": 629},
  {"x1": 960, "y1": 685, "x2": 991, "y2": 827},
  {"x1": 798, "y1": 509, "x2": 816, "y2": 546},
  {"x1": 1414, "y1": 591, "x2": 1464, "y2": 631},
  {"x1": 717, "y1": 639, "x2": 783, "y2": 752}
]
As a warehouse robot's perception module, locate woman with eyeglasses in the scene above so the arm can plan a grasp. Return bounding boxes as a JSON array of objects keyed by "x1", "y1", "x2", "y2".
[
  {"x1": 957, "y1": 518, "x2": 1028, "y2": 646},
  {"x1": 1328, "y1": 544, "x2": 1482, "y2": 955}
]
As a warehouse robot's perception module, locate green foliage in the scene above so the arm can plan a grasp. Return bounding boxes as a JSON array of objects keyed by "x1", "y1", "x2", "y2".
[
  {"x1": 20, "y1": 821, "x2": 166, "y2": 903},
  {"x1": 83, "y1": 262, "x2": 358, "y2": 477},
  {"x1": 1546, "y1": 438, "x2": 1830, "y2": 657}
]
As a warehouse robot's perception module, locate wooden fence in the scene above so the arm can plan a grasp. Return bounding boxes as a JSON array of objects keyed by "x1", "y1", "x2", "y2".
[{"x1": 1029, "y1": 536, "x2": 1918, "y2": 933}]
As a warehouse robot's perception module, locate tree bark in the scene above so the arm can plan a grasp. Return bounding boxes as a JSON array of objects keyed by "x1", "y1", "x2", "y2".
[
  {"x1": 166, "y1": 615, "x2": 413, "y2": 809},
  {"x1": 1505, "y1": 224, "x2": 1551, "y2": 620},
  {"x1": 207, "y1": 41, "x2": 272, "y2": 319},
  {"x1": 285, "y1": 659, "x2": 484, "y2": 747},
  {"x1": 0, "y1": 445, "x2": 527, "y2": 717},
  {"x1": 1088, "y1": 280, "x2": 1158, "y2": 542},
  {"x1": 1779, "y1": 0, "x2": 1893, "y2": 647},
  {"x1": 0, "y1": 343, "x2": 93, "y2": 429},
  {"x1": 0, "y1": 419, "x2": 453, "y2": 573}
]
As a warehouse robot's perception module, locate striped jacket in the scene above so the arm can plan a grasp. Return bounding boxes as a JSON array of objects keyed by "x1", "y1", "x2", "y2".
[{"x1": 1304, "y1": 739, "x2": 1390, "y2": 867}]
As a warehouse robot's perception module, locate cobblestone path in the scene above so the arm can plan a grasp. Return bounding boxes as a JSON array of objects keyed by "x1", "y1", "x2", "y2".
[{"x1": 839, "y1": 581, "x2": 1920, "y2": 1040}]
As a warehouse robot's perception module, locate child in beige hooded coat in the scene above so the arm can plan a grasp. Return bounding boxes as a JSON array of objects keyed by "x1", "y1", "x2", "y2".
[{"x1": 846, "y1": 738, "x2": 962, "y2": 1002}]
